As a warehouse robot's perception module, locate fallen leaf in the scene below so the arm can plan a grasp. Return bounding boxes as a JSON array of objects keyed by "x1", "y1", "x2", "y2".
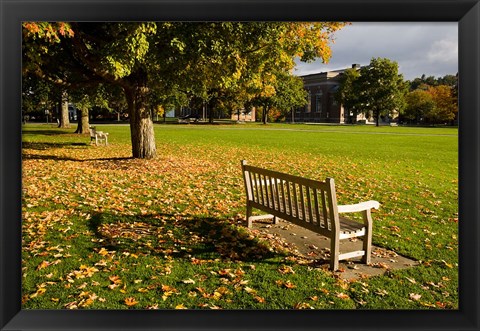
[
  {"x1": 175, "y1": 304, "x2": 187, "y2": 309},
  {"x1": 409, "y1": 293, "x2": 422, "y2": 301},
  {"x1": 124, "y1": 297, "x2": 138, "y2": 306},
  {"x1": 336, "y1": 292, "x2": 350, "y2": 300}
]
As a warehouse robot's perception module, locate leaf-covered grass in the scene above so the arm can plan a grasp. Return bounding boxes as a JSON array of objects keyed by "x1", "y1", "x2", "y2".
[{"x1": 21, "y1": 123, "x2": 458, "y2": 309}]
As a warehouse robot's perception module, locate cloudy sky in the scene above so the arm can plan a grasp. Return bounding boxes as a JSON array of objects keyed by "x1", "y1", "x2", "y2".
[{"x1": 294, "y1": 22, "x2": 458, "y2": 81}]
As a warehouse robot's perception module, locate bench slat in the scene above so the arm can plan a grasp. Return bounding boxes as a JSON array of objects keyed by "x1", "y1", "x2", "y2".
[
  {"x1": 299, "y1": 185, "x2": 306, "y2": 222},
  {"x1": 292, "y1": 182, "x2": 299, "y2": 220},
  {"x1": 320, "y1": 190, "x2": 329, "y2": 230},
  {"x1": 306, "y1": 187, "x2": 314, "y2": 224},
  {"x1": 274, "y1": 179, "x2": 282, "y2": 213},
  {"x1": 269, "y1": 175, "x2": 276, "y2": 209},
  {"x1": 280, "y1": 180, "x2": 287, "y2": 214},
  {"x1": 286, "y1": 180, "x2": 293, "y2": 217},
  {"x1": 338, "y1": 250, "x2": 365, "y2": 260},
  {"x1": 339, "y1": 218, "x2": 365, "y2": 234},
  {"x1": 313, "y1": 188, "x2": 322, "y2": 228}
]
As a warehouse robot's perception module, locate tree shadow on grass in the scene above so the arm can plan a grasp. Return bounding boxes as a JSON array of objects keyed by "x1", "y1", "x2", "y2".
[
  {"x1": 22, "y1": 129, "x2": 73, "y2": 136},
  {"x1": 22, "y1": 152, "x2": 133, "y2": 163},
  {"x1": 87, "y1": 212, "x2": 283, "y2": 263},
  {"x1": 22, "y1": 141, "x2": 89, "y2": 151}
]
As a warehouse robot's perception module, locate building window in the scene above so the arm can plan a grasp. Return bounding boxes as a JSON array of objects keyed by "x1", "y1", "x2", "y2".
[
  {"x1": 305, "y1": 91, "x2": 312, "y2": 113},
  {"x1": 315, "y1": 92, "x2": 323, "y2": 113}
]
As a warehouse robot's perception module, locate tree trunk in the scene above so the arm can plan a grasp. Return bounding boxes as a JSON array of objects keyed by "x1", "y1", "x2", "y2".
[
  {"x1": 208, "y1": 99, "x2": 215, "y2": 124},
  {"x1": 125, "y1": 86, "x2": 156, "y2": 159},
  {"x1": 352, "y1": 109, "x2": 357, "y2": 124},
  {"x1": 375, "y1": 110, "x2": 380, "y2": 127},
  {"x1": 74, "y1": 108, "x2": 90, "y2": 134},
  {"x1": 262, "y1": 105, "x2": 269, "y2": 124},
  {"x1": 58, "y1": 91, "x2": 70, "y2": 128}
]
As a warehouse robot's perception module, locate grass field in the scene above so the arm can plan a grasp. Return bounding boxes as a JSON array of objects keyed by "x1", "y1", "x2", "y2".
[{"x1": 21, "y1": 122, "x2": 458, "y2": 309}]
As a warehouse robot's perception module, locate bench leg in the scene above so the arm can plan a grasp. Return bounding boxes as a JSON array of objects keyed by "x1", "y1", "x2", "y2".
[
  {"x1": 246, "y1": 204, "x2": 253, "y2": 228},
  {"x1": 330, "y1": 233, "x2": 340, "y2": 271},
  {"x1": 361, "y1": 209, "x2": 373, "y2": 264},
  {"x1": 273, "y1": 216, "x2": 279, "y2": 225}
]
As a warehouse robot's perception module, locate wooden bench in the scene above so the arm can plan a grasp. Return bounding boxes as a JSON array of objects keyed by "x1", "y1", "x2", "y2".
[
  {"x1": 89, "y1": 126, "x2": 109, "y2": 146},
  {"x1": 240, "y1": 160, "x2": 380, "y2": 271}
]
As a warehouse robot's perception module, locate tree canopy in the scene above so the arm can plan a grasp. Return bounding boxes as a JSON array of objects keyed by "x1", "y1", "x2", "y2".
[
  {"x1": 335, "y1": 57, "x2": 408, "y2": 126},
  {"x1": 403, "y1": 74, "x2": 458, "y2": 125},
  {"x1": 23, "y1": 21, "x2": 346, "y2": 158}
]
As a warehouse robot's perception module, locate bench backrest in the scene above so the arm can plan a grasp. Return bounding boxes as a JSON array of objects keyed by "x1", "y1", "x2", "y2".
[{"x1": 241, "y1": 160, "x2": 340, "y2": 237}]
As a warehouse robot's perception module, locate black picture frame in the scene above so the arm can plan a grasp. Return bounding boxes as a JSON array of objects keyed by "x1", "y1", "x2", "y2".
[{"x1": 1, "y1": 0, "x2": 479, "y2": 330}]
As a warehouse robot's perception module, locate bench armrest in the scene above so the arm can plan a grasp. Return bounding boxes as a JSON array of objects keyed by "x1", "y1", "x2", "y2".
[{"x1": 337, "y1": 200, "x2": 380, "y2": 213}]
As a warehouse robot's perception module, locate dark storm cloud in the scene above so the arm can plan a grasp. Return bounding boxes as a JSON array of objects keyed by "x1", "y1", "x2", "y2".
[{"x1": 294, "y1": 22, "x2": 458, "y2": 80}]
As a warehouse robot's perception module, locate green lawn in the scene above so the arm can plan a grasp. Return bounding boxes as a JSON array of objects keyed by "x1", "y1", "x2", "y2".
[{"x1": 21, "y1": 122, "x2": 458, "y2": 309}]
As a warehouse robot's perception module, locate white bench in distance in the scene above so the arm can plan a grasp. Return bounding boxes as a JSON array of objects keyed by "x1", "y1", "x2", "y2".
[{"x1": 89, "y1": 126, "x2": 109, "y2": 146}]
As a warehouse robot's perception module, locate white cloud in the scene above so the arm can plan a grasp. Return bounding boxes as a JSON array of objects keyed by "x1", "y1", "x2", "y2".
[{"x1": 427, "y1": 38, "x2": 458, "y2": 63}]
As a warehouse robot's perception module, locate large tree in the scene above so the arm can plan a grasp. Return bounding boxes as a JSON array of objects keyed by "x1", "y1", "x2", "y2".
[
  {"x1": 23, "y1": 22, "x2": 345, "y2": 158},
  {"x1": 358, "y1": 58, "x2": 408, "y2": 126}
]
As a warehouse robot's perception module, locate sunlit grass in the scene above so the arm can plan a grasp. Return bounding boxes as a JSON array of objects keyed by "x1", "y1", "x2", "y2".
[{"x1": 21, "y1": 123, "x2": 458, "y2": 309}]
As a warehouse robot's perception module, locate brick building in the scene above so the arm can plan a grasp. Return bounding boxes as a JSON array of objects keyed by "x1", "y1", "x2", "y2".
[{"x1": 289, "y1": 64, "x2": 371, "y2": 124}]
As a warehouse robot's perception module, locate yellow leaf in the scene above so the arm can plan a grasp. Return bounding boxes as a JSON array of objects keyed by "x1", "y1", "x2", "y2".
[
  {"x1": 109, "y1": 275, "x2": 122, "y2": 284},
  {"x1": 336, "y1": 292, "x2": 350, "y2": 300},
  {"x1": 124, "y1": 297, "x2": 138, "y2": 306},
  {"x1": 405, "y1": 277, "x2": 416, "y2": 284},
  {"x1": 284, "y1": 281, "x2": 296, "y2": 289},
  {"x1": 278, "y1": 265, "x2": 295, "y2": 274},
  {"x1": 37, "y1": 260, "x2": 50, "y2": 270},
  {"x1": 244, "y1": 286, "x2": 257, "y2": 294},
  {"x1": 175, "y1": 304, "x2": 187, "y2": 309},
  {"x1": 254, "y1": 296, "x2": 265, "y2": 303}
]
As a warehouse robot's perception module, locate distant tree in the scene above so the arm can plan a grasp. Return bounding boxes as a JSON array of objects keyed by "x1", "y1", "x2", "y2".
[
  {"x1": 22, "y1": 75, "x2": 58, "y2": 121},
  {"x1": 249, "y1": 71, "x2": 307, "y2": 124},
  {"x1": 404, "y1": 89, "x2": 435, "y2": 123},
  {"x1": 70, "y1": 84, "x2": 112, "y2": 134},
  {"x1": 408, "y1": 73, "x2": 458, "y2": 91},
  {"x1": 335, "y1": 67, "x2": 362, "y2": 123},
  {"x1": 437, "y1": 74, "x2": 457, "y2": 87},
  {"x1": 358, "y1": 58, "x2": 408, "y2": 126},
  {"x1": 272, "y1": 73, "x2": 308, "y2": 115},
  {"x1": 425, "y1": 85, "x2": 457, "y2": 124}
]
